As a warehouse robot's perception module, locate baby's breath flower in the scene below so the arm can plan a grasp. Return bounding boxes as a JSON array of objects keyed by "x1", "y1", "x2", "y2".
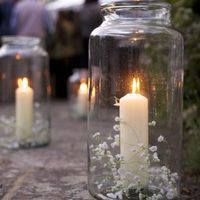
[
  {"x1": 114, "y1": 97, "x2": 120, "y2": 106},
  {"x1": 113, "y1": 124, "x2": 120, "y2": 132},
  {"x1": 149, "y1": 146, "x2": 158, "y2": 152},
  {"x1": 107, "y1": 136, "x2": 113, "y2": 140},
  {"x1": 115, "y1": 191, "x2": 122, "y2": 199},
  {"x1": 106, "y1": 150, "x2": 111, "y2": 156},
  {"x1": 115, "y1": 154, "x2": 123, "y2": 161},
  {"x1": 157, "y1": 194, "x2": 163, "y2": 199},
  {"x1": 115, "y1": 116, "x2": 121, "y2": 122},
  {"x1": 111, "y1": 142, "x2": 117, "y2": 148},
  {"x1": 107, "y1": 191, "x2": 122, "y2": 199},
  {"x1": 166, "y1": 189, "x2": 176, "y2": 199},
  {"x1": 93, "y1": 132, "x2": 100, "y2": 138},
  {"x1": 153, "y1": 152, "x2": 160, "y2": 162},
  {"x1": 149, "y1": 121, "x2": 156, "y2": 126},
  {"x1": 107, "y1": 193, "x2": 116, "y2": 198},
  {"x1": 114, "y1": 134, "x2": 120, "y2": 145},
  {"x1": 103, "y1": 163, "x2": 107, "y2": 167},
  {"x1": 90, "y1": 121, "x2": 179, "y2": 200},
  {"x1": 97, "y1": 184, "x2": 103, "y2": 190},
  {"x1": 158, "y1": 135, "x2": 164, "y2": 142},
  {"x1": 99, "y1": 142, "x2": 109, "y2": 150},
  {"x1": 161, "y1": 166, "x2": 170, "y2": 173},
  {"x1": 171, "y1": 172, "x2": 178, "y2": 180}
]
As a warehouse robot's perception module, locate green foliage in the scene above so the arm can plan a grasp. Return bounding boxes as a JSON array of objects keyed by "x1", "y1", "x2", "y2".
[{"x1": 167, "y1": 0, "x2": 200, "y2": 173}]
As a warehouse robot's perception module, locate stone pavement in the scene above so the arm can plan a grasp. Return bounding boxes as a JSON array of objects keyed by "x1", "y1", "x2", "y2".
[
  {"x1": 0, "y1": 101, "x2": 198, "y2": 200},
  {"x1": 0, "y1": 102, "x2": 93, "y2": 200}
]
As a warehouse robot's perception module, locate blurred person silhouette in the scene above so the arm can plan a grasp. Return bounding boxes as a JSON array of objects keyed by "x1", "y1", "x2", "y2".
[
  {"x1": 49, "y1": 10, "x2": 81, "y2": 99},
  {"x1": 11, "y1": 0, "x2": 54, "y2": 47},
  {"x1": 80, "y1": 0, "x2": 102, "y2": 68},
  {"x1": 0, "y1": 0, "x2": 14, "y2": 38}
]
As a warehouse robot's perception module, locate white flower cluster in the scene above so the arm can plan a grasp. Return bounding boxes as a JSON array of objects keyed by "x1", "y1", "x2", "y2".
[
  {"x1": 148, "y1": 166, "x2": 179, "y2": 199},
  {"x1": 107, "y1": 191, "x2": 122, "y2": 199},
  {"x1": 0, "y1": 115, "x2": 16, "y2": 134},
  {"x1": 158, "y1": 135, "x2": 165, "y2": 143},
  {"x1": 149, "y1": 146, "x2": 158, "y2": 152},
  {"x1": 148, "y1": 121, "x2": 157, "y2": 127},
  {"x1": 115, "y1": 116, "x2": 121, "y2": 122},
  {"x1": 91, "y1": 141, "x2": 109, "y2": 161},
  {"x1": 89, "y1": 118, "x2": 178, "y2": 200},
  {"x1": 113, "y1": 124, "x2": 120, "y2": 132},
  {"x1": 152, "y1": 152, "x2": 160, "y2": 163}
]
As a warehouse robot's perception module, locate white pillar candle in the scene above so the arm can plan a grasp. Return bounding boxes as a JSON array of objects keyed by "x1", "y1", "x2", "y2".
[
  {"x1": 16, "y1": 78, "x2": 33, "y2": 141},
  {"x1": 77, "y1": 82, "x2": 88, "y2": 117},
  {"x1": 120, "y1": 78, "x2": 148, "y2": 187}
]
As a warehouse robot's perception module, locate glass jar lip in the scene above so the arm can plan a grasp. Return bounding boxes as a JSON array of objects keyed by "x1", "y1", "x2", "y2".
[
  {"x1": 101, "y1": 0, "x2": 171, "y2": 10},
  {"x1": 2, "y1": 36, "x2": 41, "y2": 47}
]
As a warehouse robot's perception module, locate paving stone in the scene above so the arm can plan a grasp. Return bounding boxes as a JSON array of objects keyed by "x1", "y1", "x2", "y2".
[
  {"x1": 0, "y1": 102, "x2": 198, "y2": 199},
  {"x1": 0, "y1": 102, "x2": 92, "y2": 200}
]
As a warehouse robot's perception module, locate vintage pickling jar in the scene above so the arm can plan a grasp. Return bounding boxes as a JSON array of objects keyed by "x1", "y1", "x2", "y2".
[
  {"x1": 0, "y1": 36, "x2": 50, "y2": 148},
  {"x1": 88, "y1": 0, "x2": 184, "y2": 199}
]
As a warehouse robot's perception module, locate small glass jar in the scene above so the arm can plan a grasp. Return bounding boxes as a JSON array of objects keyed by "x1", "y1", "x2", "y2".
[
  {"x1": 0, "y1": 36, "x2": 50, "y2": 148},
  {"x1": 68, "y1": 68, "x2": 88, "y2": 119},
  {"x1": 88, "y1": 1, "x2": 184, "y2": 199}
]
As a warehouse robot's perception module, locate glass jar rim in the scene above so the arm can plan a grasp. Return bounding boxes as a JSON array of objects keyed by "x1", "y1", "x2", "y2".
[
  {"x1": 101, "y1": 0, "x2": 171, "y2": 10},
  {"x1": 2, "y1": 36, "x2": 41, "y2": 47},
  {"x1": 100, "y1": 0, "x2": 171, "y2": 25}
]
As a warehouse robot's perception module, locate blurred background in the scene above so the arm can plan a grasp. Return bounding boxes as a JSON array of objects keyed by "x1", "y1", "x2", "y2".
[
  {"x1": 0, "y1": 0, "x2": 200, "y2": 179},
  {"x1": 0, "y1": 0, "x2": 102, "y2": 99}
]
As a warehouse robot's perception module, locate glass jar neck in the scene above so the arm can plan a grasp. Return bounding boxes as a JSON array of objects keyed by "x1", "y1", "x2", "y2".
[
  {"x1": 101, "y1": 0, "x2": 171, "y2": 26},
  {"x1": 2, "y1": 36, "x2": 41, "y2": 49}
]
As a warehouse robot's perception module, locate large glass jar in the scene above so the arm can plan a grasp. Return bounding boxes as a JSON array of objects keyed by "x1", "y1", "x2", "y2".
[
  {"x1": 88, "y1": 1, "x2": 184, "y2": 199},
  {"x1": 0, "y1": 36, "x2": 50, "y2": 148}
]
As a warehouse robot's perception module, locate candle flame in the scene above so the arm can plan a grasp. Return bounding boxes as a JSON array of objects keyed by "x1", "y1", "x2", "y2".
[
  {"x1": 132, "y1": 78, "x2": 140, "y2": 94},
  {"x1": 80, "y1": 82, "x2": 88, "y2": 93},
  {"x1": 18, "y1": 77, "x2": 29, "y2": 88}
]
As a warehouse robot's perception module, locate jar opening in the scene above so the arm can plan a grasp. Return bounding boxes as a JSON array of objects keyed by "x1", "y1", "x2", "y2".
[
  {"x1": 2, "y1": 36, "x2": 41, "y2": 47},
  {"x1": 101, "y1": 0, "x2": 171, "y2": 25},
  {"x1": 101, "y1": 0, "x2": 171, "y2": 6}
]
